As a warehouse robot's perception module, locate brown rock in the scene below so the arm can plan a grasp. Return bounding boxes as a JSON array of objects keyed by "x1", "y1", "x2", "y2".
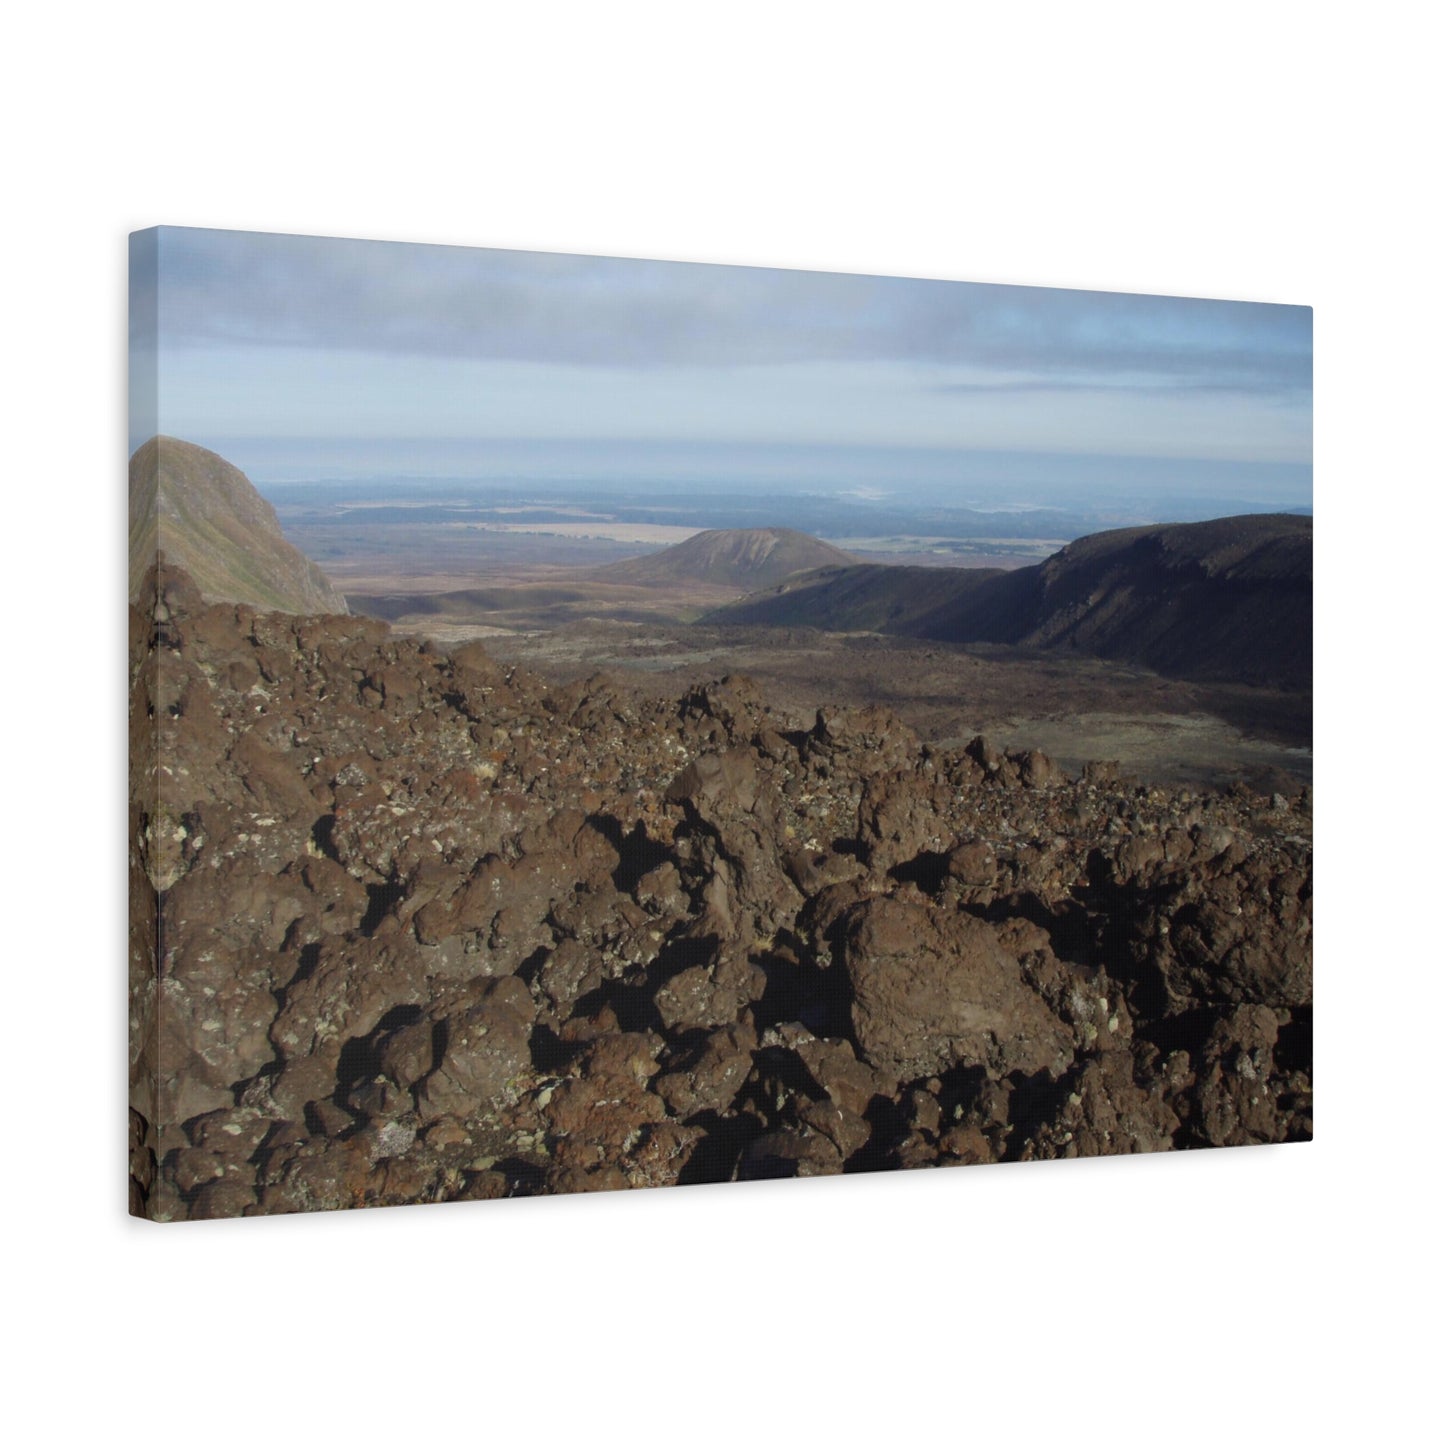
[
  {"x1": 841, "y1": 896, "x2": 1074, "y2": 1085},
  {"x1": 653, "y1": 1021, "x2": 757, "y2": 1118},
  {"x1": 415, "y1": 980, "x2": 535, "y2": 1123}
]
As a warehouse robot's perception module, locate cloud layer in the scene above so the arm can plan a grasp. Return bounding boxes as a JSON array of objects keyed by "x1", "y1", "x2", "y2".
[{"x1": 132, "y1": 226, "x2": 1311, "y2": 475}]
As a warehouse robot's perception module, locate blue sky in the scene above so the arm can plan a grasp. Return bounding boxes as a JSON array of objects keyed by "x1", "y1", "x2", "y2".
[{"x1": 131, "y1": 227, "x2": 1311, "y2": 501}]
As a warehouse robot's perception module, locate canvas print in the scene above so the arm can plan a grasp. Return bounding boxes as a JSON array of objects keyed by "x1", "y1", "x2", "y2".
[{"x1": 129, "y1": 228, "x2": 1312, "y2": 1221}]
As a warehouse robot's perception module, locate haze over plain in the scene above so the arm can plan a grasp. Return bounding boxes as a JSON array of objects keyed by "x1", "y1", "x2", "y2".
[{"x1": 132, "y1": 227, "x2": 1311, "y2": 524}]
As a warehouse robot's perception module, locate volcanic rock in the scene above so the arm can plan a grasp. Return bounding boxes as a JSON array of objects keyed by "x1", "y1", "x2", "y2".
[
  {"x1": 840, "y1": 896, "x2": 1075, "y2": 1085},
  {"x1": 129, "y1": 561, "x2": 1312, "y2": 1220}
]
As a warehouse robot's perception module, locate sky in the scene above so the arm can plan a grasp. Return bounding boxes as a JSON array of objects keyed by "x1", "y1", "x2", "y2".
[{"x1": 130, "y1": 227, "x2": 1311, "y2": 504}]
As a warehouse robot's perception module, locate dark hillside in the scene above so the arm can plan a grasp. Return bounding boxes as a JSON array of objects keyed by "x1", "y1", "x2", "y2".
[
  {"x1": 709, "y1": 514, "x2": 1311, "y2": 690},
  {"x1": 711, "y1": 563, "x2": 1003, "y2": 634},
  {"x1": 917, "y1": 514, "x2": 1312, "y2": 688}
]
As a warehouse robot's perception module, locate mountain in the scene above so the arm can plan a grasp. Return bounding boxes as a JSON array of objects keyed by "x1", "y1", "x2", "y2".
[
  {"x1": 925, "y1": 513, "x2": 1312, "y2": 687},
  {"x1": 708, "y1": 514, "x2": 1312, "y2": 690},
  {"x1": 597, "y1": 527, "x2": 855, "y2": 590},
  {"x1": 129, "y1": 436, "x2": 347, "y2": 614}
]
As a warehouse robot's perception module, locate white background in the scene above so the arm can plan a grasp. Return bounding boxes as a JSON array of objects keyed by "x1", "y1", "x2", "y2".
[{"x1": 4, "y1": 3, "x2": 1439, "y2": 1439}]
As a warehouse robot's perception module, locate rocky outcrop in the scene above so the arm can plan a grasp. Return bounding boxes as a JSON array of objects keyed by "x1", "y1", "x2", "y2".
[{"x1": 130, "y1": 563, "x2": 1312, "y2": 1220}]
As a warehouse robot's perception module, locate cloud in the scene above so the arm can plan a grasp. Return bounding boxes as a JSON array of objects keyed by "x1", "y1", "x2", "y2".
[{"x1": 150, "y1": 227, "x2": 1312, "y2": 398}]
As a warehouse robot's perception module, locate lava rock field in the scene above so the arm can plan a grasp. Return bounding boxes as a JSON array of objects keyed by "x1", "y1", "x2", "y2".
[{"x1": 130, "y1": 565, "x2": 1311, "y2": 1220}]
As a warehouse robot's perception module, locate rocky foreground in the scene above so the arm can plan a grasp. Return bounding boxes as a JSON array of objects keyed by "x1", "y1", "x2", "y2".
[{"x1": 130, "y1": 565, "x2": 1311, "y2": 1220}]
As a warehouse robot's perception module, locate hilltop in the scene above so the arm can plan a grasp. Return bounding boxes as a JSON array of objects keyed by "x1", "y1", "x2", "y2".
[
  {"x1": 596, "y1": 527, "x2": 855, "y2": 590},
  {"x1": 129, "y1": 436, "x2": 348, "y2": 615},
  {"x1": 709, "y1": 514, "x2": 1312, "y2": 690}
]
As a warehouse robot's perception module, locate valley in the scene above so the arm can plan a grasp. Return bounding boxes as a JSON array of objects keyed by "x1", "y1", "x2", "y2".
[{"x1": 265, "y1": 483, "x2": 1312, "y2": 791}]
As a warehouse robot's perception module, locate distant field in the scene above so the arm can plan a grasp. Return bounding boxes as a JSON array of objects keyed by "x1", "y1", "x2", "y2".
[
  {"x1": 274, "y1": 522, "x2": 646, "y2": 591},
  {"x1": 840, "y1": 535, "x2": 1068, "y2": 559},
  {"x1": 268, "y1": 478, "x2": 1111, "y2": 595},
  {"x1": 846, "y1": 537, "x2": 1059, "y2": 569},
  {"x1": 456, "y1": 520, "x2": 702, "y2": 544}
]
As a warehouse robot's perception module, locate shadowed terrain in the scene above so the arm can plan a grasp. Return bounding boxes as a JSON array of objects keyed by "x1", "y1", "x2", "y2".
[{"x1": 708, "y1": 514, "x2": 1312, "y2": 690}]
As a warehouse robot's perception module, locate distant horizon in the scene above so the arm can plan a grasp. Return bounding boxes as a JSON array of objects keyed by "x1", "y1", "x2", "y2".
[
  {"x1": 131, "y1": 228, "x2": 1311, "y2": 517},
  {"x1": 136, "y1": 433, "x2": 1313, "y2": 521}
]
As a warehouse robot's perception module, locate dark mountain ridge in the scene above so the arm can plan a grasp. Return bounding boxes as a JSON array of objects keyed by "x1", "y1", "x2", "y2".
[{"x1": 708, "y1": 514, "x2": 1311, "y2": 690}]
